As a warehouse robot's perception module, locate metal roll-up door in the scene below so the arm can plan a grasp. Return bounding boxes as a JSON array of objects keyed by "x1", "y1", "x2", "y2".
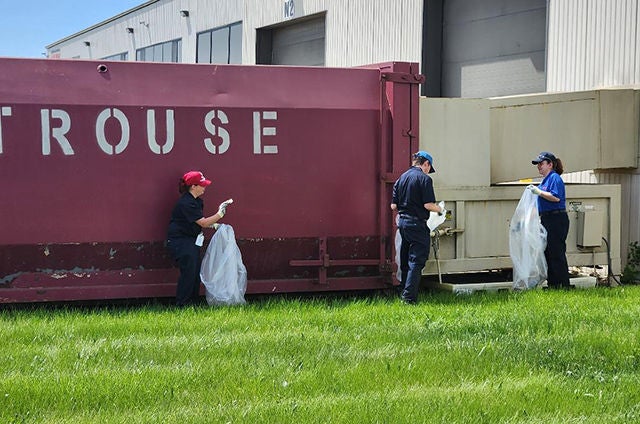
[
  {"x1": 441, "y1": 0, "x2": 547, "y2": 97},
  {"x1": 271, "y1": 16, "x2": 325, "y2": 66}
]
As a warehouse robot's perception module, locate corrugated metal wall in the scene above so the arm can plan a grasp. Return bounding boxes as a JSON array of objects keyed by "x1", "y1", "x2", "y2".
[
  {"x1": 48, "y1": 0, "x2": 422, "y2": 68},
  {"x1": 591, "y1": 171, "x2": 640, "y2": 266},
  {"x1": 243, "y1": 0, "x2": 422, "y2": 67},
  {"x1": 48, "y1": 0, "x2": 242, "y2": 62},
  {"x1": 547, "y1": 0, "x2": 640, "y2": 91},
  {"x1": 548, "y1": 0, "x2": 640, "y2": 267}
]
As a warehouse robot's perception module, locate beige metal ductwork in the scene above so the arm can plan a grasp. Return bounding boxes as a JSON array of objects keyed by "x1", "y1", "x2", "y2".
[
  {"x1": 418, "y1": 88, "x2": 639, "y2": 277},
  {"x1": 490, "y1": 89, "x2": 638, "y2": 183}
]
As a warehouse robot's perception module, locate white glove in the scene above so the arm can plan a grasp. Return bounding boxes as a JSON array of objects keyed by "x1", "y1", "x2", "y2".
[
  {"x1": 427, "y1": 200, "x2": 447, "y2": 232},
  {"x1": 217, "y1": 198, "x2": 233, "y2": 217},
  {"x1": 211, "y1": 223, "x2": 221, "y2": 230},
  {"x1": 527, "y1": 184, "x2": 542, "y2": 196}
]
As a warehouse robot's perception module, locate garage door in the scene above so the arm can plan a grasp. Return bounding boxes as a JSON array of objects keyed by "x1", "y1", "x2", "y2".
[
  {"x1": 442, "y1": 0, "x2": 547, "y2": 97},
  {"x1": 271, "y1": 16, "x2": 325, "y2": 66}
]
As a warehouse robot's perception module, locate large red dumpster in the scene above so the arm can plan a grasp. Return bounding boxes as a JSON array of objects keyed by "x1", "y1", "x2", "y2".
[{"x1": 0, "y1": 58, "x2": 422, "y2": 303}]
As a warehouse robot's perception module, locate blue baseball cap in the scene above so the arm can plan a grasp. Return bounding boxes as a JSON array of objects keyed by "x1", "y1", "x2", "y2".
[
  {"x1": 532, "y1": 151, "x2": 556, "y2": 164},
  {"x1": 415, "y1": 151, "x2": 436, "y2": 173}
]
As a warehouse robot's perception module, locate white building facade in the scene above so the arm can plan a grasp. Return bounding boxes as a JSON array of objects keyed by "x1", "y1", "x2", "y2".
[
  {"x1": 47, "y1": 0, "x2": 640, "y2": 266},
  {"x1": 46, "y1": 0, "x2": 423, "y2": 69},
  {"x1": 46, "y1": 0, "x2": 548, "y2": 99}
]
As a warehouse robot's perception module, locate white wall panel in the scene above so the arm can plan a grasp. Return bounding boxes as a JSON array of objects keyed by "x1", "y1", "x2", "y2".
[
  {"x1": 547, "y1": 0, "x2": 640, "y2": 92},
  {"x1": 48, "y1": 0, "x2": 242, "y2": 62},
  {"x1": 563, "y1": 171, "x2": 599, "y2": 184},
  {"x1": 547, "y1": 0, "x2": 640, "y2": 269}
]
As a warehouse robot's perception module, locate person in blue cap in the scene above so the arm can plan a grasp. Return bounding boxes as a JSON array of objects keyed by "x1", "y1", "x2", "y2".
[
  {"x1": 528, "y1": 151, "x2": 570, "y2": 289},
  {"x1": 390, "y1": 151, "x2": 444, "y2": 304}
]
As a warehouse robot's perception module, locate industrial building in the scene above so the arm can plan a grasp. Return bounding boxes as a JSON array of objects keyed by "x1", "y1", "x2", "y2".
[
  {"x1": 47, "y1": 0, "x2": 546, "y2": 98},
  {"x1": 45, "y1": 0, "x2": 640, "y2": 269}
]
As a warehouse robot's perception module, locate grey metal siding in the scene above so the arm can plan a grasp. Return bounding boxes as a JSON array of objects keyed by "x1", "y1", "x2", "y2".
[
  {"x1": 47, "y1": 0, "x2": 243, "y2": 62},
  {"x1": 47, "y1": 0, "x2": 422, "y2": 69},
  {"x1": 592, "y1": 171, "x2": 640, "y2": 267},
  {"x1": 270, "y1": 16, "x2": 326, "y2": 66},
  {"x1": 547, "y1": 0, "x2": 640, "y2": 91},
  {"x1": 547, "y1": 0, "x2": 640, "y2": 265},
  {"x1": 441, "y1": 0, "x2": 547, "y2": 97},
  {"x1": 245, "y1": 0, "x2": 423, "y2": 67}
]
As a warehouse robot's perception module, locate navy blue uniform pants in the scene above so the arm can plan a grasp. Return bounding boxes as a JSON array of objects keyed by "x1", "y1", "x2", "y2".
[
  {"x1": 167, "y1": 238, "x2": 202, "y2": 306},
  {"x1": 398, "y1": 217, "x2": 430, "y2": 303},
  {"x1": 541, "y1": 212, "x2": 570, "y2": 288}
]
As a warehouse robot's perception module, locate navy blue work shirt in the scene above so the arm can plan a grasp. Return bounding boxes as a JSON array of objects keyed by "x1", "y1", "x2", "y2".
[
  {"x1": 167, "y1": 192, "x2": 204, "y2": 239},
  {"x1": 392, "y1": 166, "x2": 436, "y2": 220}
]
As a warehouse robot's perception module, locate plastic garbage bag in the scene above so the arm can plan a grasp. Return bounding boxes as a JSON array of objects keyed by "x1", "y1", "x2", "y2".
[
  {"x1": 427, "y1": 201, "x2": 446, "y2": 231},
  {"x1": 200, "y1": 224, "x2": 247, "y2": 305},
  {"x1": 509, "y1": 188, "x2": 547, "y2": 290}
]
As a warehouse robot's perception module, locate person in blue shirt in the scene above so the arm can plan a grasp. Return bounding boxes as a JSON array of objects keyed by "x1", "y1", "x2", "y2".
[
  {"x1": 528, "y1": 152, "x2": 570, "y2": 289},
  {"x1": 390, "y1": 151, "x2": 444, "y2": 304},
  {"x1": 167, "y1": 171, "x2": 231, "y2": 306}
]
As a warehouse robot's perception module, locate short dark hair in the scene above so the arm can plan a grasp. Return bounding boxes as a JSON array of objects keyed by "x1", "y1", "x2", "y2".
[{"x1": 412, "y1": 154, "x2": 428, "y2": 166}]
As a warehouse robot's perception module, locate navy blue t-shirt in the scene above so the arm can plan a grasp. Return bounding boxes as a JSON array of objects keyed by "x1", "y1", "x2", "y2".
[
  {"x1": 167, "y1": 192, "x2": 204, "y2": 239},
  {"x1": 392, "y1": 166, "x2": 436, "y2": 220}
]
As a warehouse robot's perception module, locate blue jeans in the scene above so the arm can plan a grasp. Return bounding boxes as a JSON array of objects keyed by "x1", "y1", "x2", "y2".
[{"x1": 398, "y1": 217, "x2": 430, "y2": 302}]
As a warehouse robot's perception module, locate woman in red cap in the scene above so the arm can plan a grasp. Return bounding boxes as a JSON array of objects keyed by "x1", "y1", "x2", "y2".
[{"x1": 167, "y1": 171, "x2": 231, "y2": 306}]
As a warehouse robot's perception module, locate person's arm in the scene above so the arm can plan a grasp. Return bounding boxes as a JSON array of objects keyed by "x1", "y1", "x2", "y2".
[
  {"x1": 537, "y1": 191, "x2": 560, "y2": 202},
  {"x1": 528, "y1": 185, "x2": 560, "y2": 202},
  {"x1": 424, "y1": 202, "x2": 444, "y2": 214},
  {"x1": 390, "y1": 181, "x2": 399, "y2": 211},
  {"x1": 195, "y1": 199, "x2": 232, "y2": 228},
  {"x1": 195, "y1": 212, "x2": 224, "y2": 229},
  {"x1": 422, "y1": 178, "x2": 443, "y2": 214}
]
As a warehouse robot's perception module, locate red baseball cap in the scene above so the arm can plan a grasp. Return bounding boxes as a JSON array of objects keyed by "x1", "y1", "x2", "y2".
[{"x1": 182, "y1": 171, "x2": 211, "y2": 187}]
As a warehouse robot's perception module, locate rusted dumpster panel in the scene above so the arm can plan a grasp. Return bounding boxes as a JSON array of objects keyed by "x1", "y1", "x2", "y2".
[{"x1": 0, "y1": 58, "x2": 421, "y2": 302}]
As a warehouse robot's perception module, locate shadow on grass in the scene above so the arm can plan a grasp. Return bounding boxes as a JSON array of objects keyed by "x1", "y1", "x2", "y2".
[{"x1": 2, "y1": 270, "x2": 619, "y2": 314}]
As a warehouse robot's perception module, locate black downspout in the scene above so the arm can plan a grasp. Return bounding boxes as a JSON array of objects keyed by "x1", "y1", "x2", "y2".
[{"x1": 422, "y1": 0, "x2": 444, "y2": 97}]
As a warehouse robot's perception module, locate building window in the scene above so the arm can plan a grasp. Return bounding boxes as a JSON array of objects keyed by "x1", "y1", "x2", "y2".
[
  {"x1": 136, "y1": 39, "x2": 182, "y2": 62},
  {"x1": 103, "y1": 52, "x2": 128, "y2": 61},
  {"x1": 196, "y1": 22, "x2": 242, "y2": 64}
]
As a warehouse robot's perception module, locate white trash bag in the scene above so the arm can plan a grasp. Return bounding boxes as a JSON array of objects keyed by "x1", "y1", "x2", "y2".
[
  {"x1": 427, "y1": 201, "x2": 446, "y2": 231},
  {"x1": 200, "y1": 224, "x2": 247, "y2": 305},
  {"x1": 509, "y1": 189, "x2": 548, "y2": 290}
]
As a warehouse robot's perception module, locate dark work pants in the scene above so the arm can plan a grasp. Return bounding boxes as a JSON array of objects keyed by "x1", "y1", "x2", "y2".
[
  {"x1": 398, "y1": 217, "x2": 430, "y2": 303},
  {"x1": 167, "y1": 238, "x2": 202, "y2": 306},
  {"x1": 541, "y1": 212, "x2": 570, "y2": 288}
]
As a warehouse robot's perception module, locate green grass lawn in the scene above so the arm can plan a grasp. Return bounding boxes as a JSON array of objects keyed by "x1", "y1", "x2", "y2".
[{"x1": 1, "y1": 286, "x2": 639, "y2": 423}]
